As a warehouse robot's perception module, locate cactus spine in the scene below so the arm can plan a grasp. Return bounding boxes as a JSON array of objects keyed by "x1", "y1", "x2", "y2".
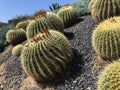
[
  {"x1": 57, "y1": 4, "x2": 78, "y2": 28},
  {"x1": 92, "y1": 17, "x2": 120, "y2": 60},
  {"x1": 6, "y1": 28, "x2": 27, "y2": 46},
  {"x1": 16, "y1": 20, "x2": 30, "y2": 30},
  {"x1": 97, "y1": 61, "x2": 120, "y2": 90},
  {"x1": 89, "y1": 0, "x2": 120, "y2": 23},
  {"x1": 12, "y1": 44, "x2": 24, "y2": 56},
  {"x1": 21, "y1": 29, "x2": 73, "y2": 82},
  {"x1": 27, "y1": 10, "x2": 64, "y2": 40}
]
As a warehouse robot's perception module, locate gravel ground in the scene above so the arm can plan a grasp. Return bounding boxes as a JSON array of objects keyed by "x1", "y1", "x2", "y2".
[{"x1": 0, "y1": 15, "x2": 107, "y2": 90}]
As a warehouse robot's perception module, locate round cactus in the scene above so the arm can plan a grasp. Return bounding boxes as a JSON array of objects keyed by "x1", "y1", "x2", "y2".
[
  {"x1": 16, "y1": 20, "x2": 31, "y2": 30},
  {"x1": 97, "y1": 61, "x2": 120, "y2": 90},
  {"x1": 27, "y1": 10, "x2": 64, "y2": 39},
  {"x1": 57, "y1": 4, "x2": 78, "y2": 28},
  {"x1": 21, "y1": 29, "x2": 73, "y2": 82},
  {"x1": 12, "y1": 44, "x2": 24, "y2": 56},
  {"x1": 89, "y1": 0, "x2": 120, "y2": 23},
  {"x1": 92, "y1": 17, "x2": 120, "y2": 60},
  {"x1": 6, "y1": 28, "x2": 27, "y2": 46}
]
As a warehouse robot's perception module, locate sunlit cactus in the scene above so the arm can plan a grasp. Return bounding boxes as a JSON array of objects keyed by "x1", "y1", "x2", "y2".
[
  {"x1": 57, "y1": 4, "x2": 78, "y2": 28},
  {"x1": 97, "y1": 61, "x2": 120, "y2": 90},
  {"x1": 16, "y1": 20, "x2": 31, "y2": 30},
  {"x1": 89, "y1": 0, "x2": 120, "y2": 23},
  {"x1": 21, "y1": 29, "x2": 73, "y2": 82},
  {"x1": 27, "y1": 10, "x2": 64, "y2": 39},
  {"x1": 92, "y1": 17, "x2": 120, "y2": 60},
  {"x1": 12, "y1": 44, "x2": 24, "y2": 56},
  {"x1": 6, "y1": 28, "x2": 27, "y2": 46}
]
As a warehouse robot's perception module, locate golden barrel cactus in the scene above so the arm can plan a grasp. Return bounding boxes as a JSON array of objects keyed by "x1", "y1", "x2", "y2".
[
  {"x1": 21, "y1": 29, "x2": 73, "y2": 82},
  {"x1": 92, "y1": 17, "x2": 120, "y2": 60},
  {"x1": 89, "y1": 0, "x2": 120, "y2": 23},
  {"x1": 97, "y1": 61, "x2": 120, "y2": 90}
]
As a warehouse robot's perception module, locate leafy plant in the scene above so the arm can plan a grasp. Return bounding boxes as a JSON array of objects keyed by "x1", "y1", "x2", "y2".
[{"x1": 49, "y1": 3, "x2": 62, "y2": 11}]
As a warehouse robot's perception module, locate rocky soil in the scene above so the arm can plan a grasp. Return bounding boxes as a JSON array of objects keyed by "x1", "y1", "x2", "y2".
[{"x1": 0, "y1": 15, "x2": 109, "y2": 90}]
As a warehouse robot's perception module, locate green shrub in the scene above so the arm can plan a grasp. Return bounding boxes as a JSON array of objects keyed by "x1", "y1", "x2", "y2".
[
  {"x1": 0, "y1": 24, "x2": 15, "y2": 52},
  {"x1": 72, "y1": 0, "x2": 90, "y2": 16}
]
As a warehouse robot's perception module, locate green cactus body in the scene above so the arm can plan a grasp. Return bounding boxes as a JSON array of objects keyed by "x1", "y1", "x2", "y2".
[
  {"x1": 46, "y1": 12, "x2": 64, "y2": 32},
  {"x1": 6, "y1": 28, "x2": 27, "y2": 46},
  {"x1": 27, "y1": 10, "x2": 64, "y2": 40},
  {"x1": 21, "y1": 30, "x2": 73, "y2": 82},
  {"x1": 89, "y1": 0, "x2": 120, "y2": 23},
  {"x1": 16, "y1": 20, "x2": 30, "y2": 30},
  {"x1": 12, "y1": 44, "x2": 24, "y2": 56},
  {"x1": 57, "y1": 4, "x2": 78, "y2": 28},
  {"x1": 92, "y1": 17, "x2": 120, "y2": 60},
  {"x1": 97, "y1": 61, "x2": 120, "y2": 90}
]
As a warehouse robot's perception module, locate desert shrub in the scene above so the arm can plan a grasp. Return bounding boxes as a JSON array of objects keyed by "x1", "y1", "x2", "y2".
[
  {"x1": 0, "y1": 24, "x2": 15, "y2": 52},
  {"x1": 72, "y1": 0, "x2": 90, "y2": 16}
]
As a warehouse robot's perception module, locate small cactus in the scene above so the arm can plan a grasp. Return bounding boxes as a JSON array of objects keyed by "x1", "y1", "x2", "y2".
[
  {"x1": 88, "y1": 0, "x2": 120, "y2": 23},
  {"x1": 27, "y1": 10, "x2": 64, "y2": 39},
  {"x1": 6, "y1": 28, "x2": 27, "y2": 46},
  {"x1": 16, "y1": 20, "x2": 31, "y2": 30},
  {"x1": 97, "y1": 61, "x2": 120, "y2": 90},
  {"x1": 21, "y1": 29, "x2": 73, "y2": 82},
  {"x1": 57, "y1": 4, "x2": 78, "y2": 28},
  {"x1": 92, "y1": 17, "x2": 120, "y2": 60},
  {"x1": 12, "y1": 44, "x2": 24, "y2": 56}
]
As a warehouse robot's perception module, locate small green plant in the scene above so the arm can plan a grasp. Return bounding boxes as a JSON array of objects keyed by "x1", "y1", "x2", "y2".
[
  {"x1": 12, "y1": 44, "x2": 24, "y2": 56},
  {"x1": 88, "y1": 0, "x2": 120, "y2": 23},
  {"x1": 21, "y1": 29, "x2": 73, "y2": 82},
  {"x1": 6, "y1": 28, "x2": 27, "y2": 46},
  {"x1": 92, "y1": 17, "x2": 120, "y2": 61},
  {"x1": 97, "y1": 61, "x2": 120, "y2": 90},
  {"x1": 27, "y1": 10, "x2": 64, "y2": 40},
  {"x1": 57, "y1": 4, "x2": 78, "y2": 28},
  {"x1": 49, "y1": 3, "x2": 61, "y2": 11}
]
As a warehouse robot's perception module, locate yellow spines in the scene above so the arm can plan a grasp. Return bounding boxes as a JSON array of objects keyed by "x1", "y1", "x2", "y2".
[
  {"x1": 97, "y1": 61, "x2": 120, "y2": 90},
  {"x1": 92, "y1": 17, "x2": 120, "y2": 60}
]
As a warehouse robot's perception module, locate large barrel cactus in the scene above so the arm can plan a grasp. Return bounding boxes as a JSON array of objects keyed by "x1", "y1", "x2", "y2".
[
  {"x1": 6, "y1": 28, "x2": 27, "y2": 46},
  {"x1": 57, "y1": 4, "x2": 78, "y2": 28},
  {"x1": 12, "y1": 44, "x2": 24, "y2": 56},
  {"x1": 16, "y1": 20, "x2": 31, "y2": 30},
  {"x1": 27, "y1": 10, "x2": 64, "y2": 40},
  {"x1": 92, "y1": 17, "x2": 120, "y2": 60},
  {"x1": 21, "y1": 29, "x2": 73, "y2": 82},
  {"x1": 97, "y1": 61, "x2": 120, "y2": 90},
  {"x1": 89, "y1": 0, "x2": 120, "y2": 23}
]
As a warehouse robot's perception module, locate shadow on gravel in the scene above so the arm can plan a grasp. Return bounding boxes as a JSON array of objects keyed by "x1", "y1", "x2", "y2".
[
  {"x1": 64, "y1": 32, "x2": 74, "y2": 40},
  {"x1": 35, "y1": 49, "x2": 84, "y2": 89}
]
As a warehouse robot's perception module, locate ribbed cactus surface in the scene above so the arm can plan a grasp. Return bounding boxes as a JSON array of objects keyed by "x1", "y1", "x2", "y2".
[
  {"x1": 6, "y1": 28, "x2": 27, "y2": 46},
  {"x1": 12, "y1": 44, "x2": 24, "y2": 56},
  {"x1": 21, "y1": 30, "x2": 73, "y2": 82},
  {"x1": 89, "y1": 0, "x2": 120, "y2": 23},
  {"x1": 97, "y1": 61, "x2": 120, "y2": 90},
  {"x1": 16, "y1": 20, "x2": 30, "y2": 30},
  {"x1": 57, "y1": 4, "x2": 78, "y2": 28},
  {"x1": 27, "y1": 11, "x2": 64, "y2": 39},
  {"x1": 92, "y1": 17, "x2": 120, "y2": 60}
]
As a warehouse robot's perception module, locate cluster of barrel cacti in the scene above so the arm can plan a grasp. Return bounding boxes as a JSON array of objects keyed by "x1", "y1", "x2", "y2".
[
  {"x1": 5, "y1": 8, "x2": 77, "y2": 82},
  {"x1": 90, "y1": 1, "x2": 120, "y2": 88}
]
